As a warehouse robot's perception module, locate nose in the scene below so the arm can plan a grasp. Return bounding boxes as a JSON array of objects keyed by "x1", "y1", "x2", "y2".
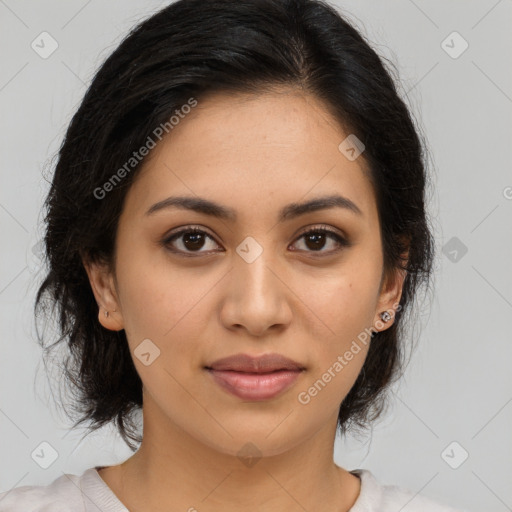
[{"x1": 219, "y1": 243, "x2": 293, "y2": 337}]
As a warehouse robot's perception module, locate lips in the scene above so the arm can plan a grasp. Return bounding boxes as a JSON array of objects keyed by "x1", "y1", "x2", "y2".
[
  {"x1": 205, "y1": 353, "x2": 305, "y2": 401},
  {"x1": 207, "y1": 353, "x2": 304, "y2": 373}
]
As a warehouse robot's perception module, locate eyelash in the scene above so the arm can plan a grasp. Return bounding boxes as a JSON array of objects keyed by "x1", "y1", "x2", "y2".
[{"x1": 161, "y1": 224, "x2": 350, "y2": 257}]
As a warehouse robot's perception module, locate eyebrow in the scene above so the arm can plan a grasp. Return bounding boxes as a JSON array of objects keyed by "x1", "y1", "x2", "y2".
[{"x1": 145, "y1": 194, "x2": 363, "y2": 221}]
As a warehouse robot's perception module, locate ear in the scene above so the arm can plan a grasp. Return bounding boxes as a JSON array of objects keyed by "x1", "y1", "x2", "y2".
[
  {"x1": 82, "y1": 255, "x2": 124, "y2": 332},
  {"x1": 373, "y1": 250, "x2": 409, "y2": 333}
]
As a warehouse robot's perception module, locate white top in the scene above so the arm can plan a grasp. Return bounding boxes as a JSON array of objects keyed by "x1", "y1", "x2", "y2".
[{"x1": 0, "y1": 466, "x2": 467, "y2": 511}]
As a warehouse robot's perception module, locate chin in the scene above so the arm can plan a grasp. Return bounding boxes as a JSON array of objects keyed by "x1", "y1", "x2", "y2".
[{"x1": 185, "y1": 420, "x2": 311, "y2": 461}]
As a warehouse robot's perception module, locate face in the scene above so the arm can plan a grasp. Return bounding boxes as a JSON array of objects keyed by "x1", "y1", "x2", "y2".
[{"x1": 85, "y1": 89, "x2": 405, "y2": 458}]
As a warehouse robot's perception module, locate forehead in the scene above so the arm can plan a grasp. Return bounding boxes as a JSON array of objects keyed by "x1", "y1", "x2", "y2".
[{"x1": 125, "y1": 89, "x2": 377, "y2": 226}]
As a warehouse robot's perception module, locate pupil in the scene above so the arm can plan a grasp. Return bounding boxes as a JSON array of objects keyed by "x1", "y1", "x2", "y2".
[
  {"x1": 306, "y1": 232, "x2": 325, "y2": 251},
  {"x1": 184, "y1": 232, "x2": 205, "y2": 250}
]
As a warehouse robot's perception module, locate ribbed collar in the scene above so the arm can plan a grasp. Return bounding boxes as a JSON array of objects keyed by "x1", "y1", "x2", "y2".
[
  {"x1": 349, "y1": 468, "x2": 383, "y2": 511},
  {"x1": 79, "y1": 466, "x2": 380, "y2": 512},
  {"x1": 80, "y1": 466, "x2": 129, "y2": 512}
]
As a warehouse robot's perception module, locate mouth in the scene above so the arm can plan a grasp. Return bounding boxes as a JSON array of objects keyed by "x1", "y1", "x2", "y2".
[{"x1": 205, "y1": 353, "x2": 305, "y2": 401}]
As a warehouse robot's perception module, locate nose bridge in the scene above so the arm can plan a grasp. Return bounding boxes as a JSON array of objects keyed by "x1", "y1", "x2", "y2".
[{"x1": 233, "y1": 234, "x2": 277, "y2": 301}]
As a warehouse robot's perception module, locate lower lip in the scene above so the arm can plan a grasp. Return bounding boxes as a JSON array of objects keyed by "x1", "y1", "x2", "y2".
[{"x1": 207, "y1": 369, "x2": 302, "y2": 400}]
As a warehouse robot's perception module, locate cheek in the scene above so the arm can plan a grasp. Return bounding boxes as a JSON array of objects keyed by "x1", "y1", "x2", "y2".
[
  {"x1": 116, "y1": 238, "x2": 183, "y2": 322},
  {"x1": 297, "y1": 280, "x2": 372, "y2": 413},
  {"x1": 115, "y1": 245, "x2": 214, "y2": 367},
  {"x1": 301, "y1": 266, "x2": 379, "y2": 344},
  {"x1": 113, "y1": 244, "x2": 171, "y2": 344},
  {"x1": 295, "y1": 346, "x2": 368, "y2": 419},
  {"x1": 298, "y1": 264, "x2": 379, "y2": 397}
]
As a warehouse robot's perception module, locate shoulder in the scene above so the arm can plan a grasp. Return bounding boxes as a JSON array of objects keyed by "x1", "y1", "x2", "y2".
[
  {"x1": 350, "y1": 469, "x2": 468, "y2": 512},
  {"x1": 0, "y1": 469, "x2": 91, "y2": 512}
]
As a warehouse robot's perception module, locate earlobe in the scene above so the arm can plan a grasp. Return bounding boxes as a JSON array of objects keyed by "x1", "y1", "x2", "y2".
[{"x1": 98, "y1": 306, "x2": 124, "y2": 331}]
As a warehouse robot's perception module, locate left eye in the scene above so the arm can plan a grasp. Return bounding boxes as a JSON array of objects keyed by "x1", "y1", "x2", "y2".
[
  {"x1": 162, "y1": 226, "x2": 349, "y2": 256},
  {"x1": 291, "y1": 227, "x2": 349, "y2": 254}
]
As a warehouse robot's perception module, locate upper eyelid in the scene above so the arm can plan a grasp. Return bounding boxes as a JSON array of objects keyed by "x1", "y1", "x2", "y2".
[
  {"x1": 164, "y1": 225, "x2": 218, "y2": 242},
  {"x1": 294, "y1": 224, "x2": 344, "y2": 238},
  {"x1": 165, "y1": 223, "x2": 344, "y2": 239}
]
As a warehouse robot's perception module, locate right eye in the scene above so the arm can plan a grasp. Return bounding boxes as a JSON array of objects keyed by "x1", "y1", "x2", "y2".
[{"x1": 162, "y1": 226, "x2": 223, "y2": 256}]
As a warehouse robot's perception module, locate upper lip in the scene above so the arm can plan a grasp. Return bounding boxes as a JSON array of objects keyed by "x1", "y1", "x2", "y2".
[{"x1": 206, "y1": 353, "x2": 305, "y2": 373}]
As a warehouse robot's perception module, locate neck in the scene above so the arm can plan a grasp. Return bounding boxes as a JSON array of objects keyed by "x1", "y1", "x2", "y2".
[{"x1": 100, "y1": 399, "x2": 361, "y2": 512}]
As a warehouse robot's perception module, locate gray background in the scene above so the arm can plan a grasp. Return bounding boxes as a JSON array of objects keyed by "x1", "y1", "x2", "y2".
[{"x1": 1, "y1": 1, "x2": 511, "y2": 510}]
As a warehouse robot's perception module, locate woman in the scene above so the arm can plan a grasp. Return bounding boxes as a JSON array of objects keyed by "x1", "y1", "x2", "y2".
[{"x1": 0, "y1": 0, "x2": 466, "y2": 510}]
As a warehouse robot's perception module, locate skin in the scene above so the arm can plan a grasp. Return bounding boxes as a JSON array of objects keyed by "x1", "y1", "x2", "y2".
[{"x1": 83, "y1": 88, "x2": 407, "y2": 512}]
